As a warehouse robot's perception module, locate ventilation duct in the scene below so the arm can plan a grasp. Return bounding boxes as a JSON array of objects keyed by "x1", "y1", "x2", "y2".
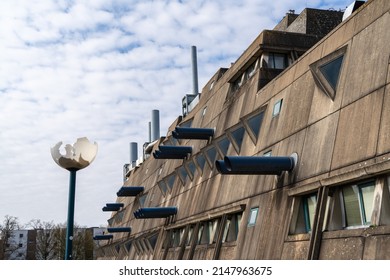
[
  {"x1": 129, "y1": 142, "x2": 138, "y2": 167},
  {"x1": 153, "y1": 145, "x2": 192, "y2": 159},
  {"x1": 191, "y1": 45, "x2": 199, "y2": 95},
  {"x1": 133, "y1": 207, "x2": 177, "y2": 219},
  {"x1": 93, "y1": 234, "x2": 113, "y2": 240},
  {"x1": 102, "y1": 203, "x2": 124, "y2": 212},
  {"x1": 216, "y1": 154, "x2": 297, "y2": 176},
  {"x1": 107, "y1": 227, "x2": 131, "y2": 233},
  {"x1": 151, "y1": 109, "x2": 160, "y2": 142},
  {"x1": 172, "y1": 127, "x2": 215, "y2": 140},
  {"x1": 116, "y1": 186, "x2": 144, "y2": 197},
  {"x1": 182, "y1": 46, "x2": 200, "y2": 117}
]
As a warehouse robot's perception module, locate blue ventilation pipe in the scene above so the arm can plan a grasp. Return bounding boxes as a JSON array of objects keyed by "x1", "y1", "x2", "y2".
[
  {"x1": 107, "y1": 227, "x2": 132, "y2": 233},
  {"x1": 217, "y1": 155, "x2": 296, "y2": 175},
  {"x1": 216, "y1": 160, "x2": 259, "y2": 174},
  {"x1": 117, "y1": 186, "x2": 144, "y2": 197},
  {"x1": 133, "y1": 207, "x2": 177, "y2": 219},
  {"x1": 153, "y1": 146, "x2": 192, "y2": 159},
  {"x1": 93, "y1": 234, "x2": 113, "y2": 240},
  {"x1": 172, "y1": 127, "x2": 214, "y2": 140},
  {"x1": 102, "y1": 203, "x2": 124, "y2": 212}
]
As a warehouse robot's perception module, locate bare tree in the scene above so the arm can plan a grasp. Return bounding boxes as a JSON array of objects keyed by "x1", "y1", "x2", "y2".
[
  {"x1": 27, "y1": 219, "x2": 57, "y2": 260},
  {"x1": 51, "y1": 223, "x2": 95, "y2": 260},
  {"x1": 0, "y1": 215, "x2": 21, "y2": 260}
]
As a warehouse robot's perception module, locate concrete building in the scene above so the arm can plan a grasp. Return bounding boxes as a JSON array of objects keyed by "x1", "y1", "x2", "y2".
[
  {"x1": 96, "y1": 0, "x2": 390, "y2": 260},
  {"x1": 2, "y1": 230, "x2": 36, "y2": 260}
]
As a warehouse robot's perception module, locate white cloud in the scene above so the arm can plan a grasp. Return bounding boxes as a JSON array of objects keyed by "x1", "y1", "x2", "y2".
[{"x1": 0, "y1": 0, "x2": 351, "y2": 227}]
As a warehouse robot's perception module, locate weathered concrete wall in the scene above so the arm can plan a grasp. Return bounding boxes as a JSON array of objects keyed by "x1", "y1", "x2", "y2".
[{"x1": 99, "y1": 0, "x2": 390, "y2": 260}]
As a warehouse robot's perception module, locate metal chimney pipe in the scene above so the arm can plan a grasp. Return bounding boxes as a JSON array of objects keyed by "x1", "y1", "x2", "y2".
[
  {"x1": 148, "y1": 121, "x2": 152, "y2": 142},
  {"x1": 129, "y1": 142, "x2": 138, "y2": 166},
  {"x1": 151, "y1": 110, "x2": 160, "y2": 141},
  {"x1": 191, "y1": 46, "x2": 199, "y2": 95}
]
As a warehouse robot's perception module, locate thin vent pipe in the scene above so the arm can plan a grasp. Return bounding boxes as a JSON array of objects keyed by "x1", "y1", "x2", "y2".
[
  {"x1": 191, "y1": 46, "x2": 199, "y2": 95},
  {"x1": 151, "y1": 110, "x2": 160, "y2": 141}
]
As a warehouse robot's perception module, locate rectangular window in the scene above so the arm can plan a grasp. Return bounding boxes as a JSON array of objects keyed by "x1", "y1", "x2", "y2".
[
  {"x1": 248, "y1": 207, "x2": 259, "y2": 227},
  {"x1": 222, "y1": 213, "x2": 242, "y2": 243},
  {"x1": 261, "y1": 53, "x2": 288, "y2": 69},
  {"x1": 246, "y1": 59, "x2": 258, "y2": 79},
  {"x1": 289, "y1": 194, "x2": 317, "y2": 234},
  {"x1": 342, "y1": 181, "x2": 375, "y2": 227},
  {"x1": 272, "y1": 99, "x2": 283, "y2": 117}
]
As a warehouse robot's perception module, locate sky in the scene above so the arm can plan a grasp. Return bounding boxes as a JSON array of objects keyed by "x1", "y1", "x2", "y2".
[{"x1": 0, "y1": 0, "x2": 352, "y2": 228}]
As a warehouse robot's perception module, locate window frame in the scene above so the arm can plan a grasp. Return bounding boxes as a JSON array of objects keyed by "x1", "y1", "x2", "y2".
[
  {"x1": 309, "y1": 45, "x2": 347, "y2": 100},
  {"x1": 341, "y1": 180, "x2": 376, "y2": 228},
  {"x1": 248, "y1": 207, "x2": 259, "y2": 227},
  {"x1": 242, "y1": 108, "x2": 266, "y2": 145},
  {"x1": 289, "y1": 193, "x2": 318, "y2": 235},
  {"x1": 227, "y1": 124, "x2": 246, "y2": 154}
]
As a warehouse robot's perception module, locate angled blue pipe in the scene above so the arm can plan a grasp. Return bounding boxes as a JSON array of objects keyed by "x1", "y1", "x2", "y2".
[
  {"x1": 219, "y1": 155, "x2": 296, "y2": 175},
  {"x1": 102, "y1": 206, "x2": 121, "y2": 212},
  {"x1": 153, "y1": 151, "x2": 189, "y2": 159},
  {"x1": 153, "y1": 146, "x2": 192, "y2": 159},
  {"x1": 106, "y1": 203, "x2": 124, "y2": 208},
  {"x1": 107, "y1": 227, "x2": 131, "y2": 233},
  {"x1": 93, "y1": 234, "x2": 113, "y2": 240},
  {"x1": 117, "y1": 186, "x2": 144, "y2": 197},
  {"x1": 133, "y1": 207, "x2": 177, "y2": 219},
  {"x1": 172, "y1": 127, "x2": 214, "y2": 140},
  {"x1": 157, "y1": 146, "x2": 192, "y2": 154},
  {"x1": 216, "y1": 160, "x2": 261, "y2": 175}
]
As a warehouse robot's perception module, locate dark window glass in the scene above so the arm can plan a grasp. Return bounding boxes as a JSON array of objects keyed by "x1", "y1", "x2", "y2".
[
  {"x1": 180, "y1": 119, "x2": 193, "y2": 128},
  {"x1": 342, "y1": 181, "x2": 375, "y2": 227},
  {"x1": 230, "y1": 126, "x2": 245, "y2": 153},
  {"x1": 139, "y1": 194, "x2": 147, "y2": 207},
  {"x1": 247, "y1": 111, "x2": 264, "y2": 139},
  {"x1": 178, "y1": 166, "x2": 188, "y2": 185},
  {"x1": 166, "y1": 174, "x2": 176, "y2": 190},
  {"x1": 205, "y1": 147, "x2": 218, "y2": 167},
  {"x1": 186, "y1": 160, "x2": 197, "y2": 179},
  {"x1": 217, "y1": 137, "x2": 230, "y2": 156},
  {"x1": 196, "y1": 153, "x2": 206, "y2": 173},
  {"x1": 125, "y1": 241, "x2": 132, "y2": 252},
  {"x1": 158, "y1": 180, "x2": 168, "y2": 196},
  {"x1": 319, "y1": 55, "x2": 344, "y2": 90},
  {"x1": 148, "y1": 234, "x2": 158, "y2": 249}
]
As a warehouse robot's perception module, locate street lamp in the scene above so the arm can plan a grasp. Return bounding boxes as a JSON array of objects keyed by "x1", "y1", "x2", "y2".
[{"x1": 50, "y1": 137, "x2": 98, "y2": 260}]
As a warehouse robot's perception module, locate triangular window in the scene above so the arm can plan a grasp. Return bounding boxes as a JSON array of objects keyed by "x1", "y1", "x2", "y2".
[
  {"x1": 319, "y1": 55, "x2": 344, "y2": 90},
  {"x1": 243, "y1": 109, "x2": 266, "y2": 144},
  {"x1": 310, "y1": 46, "x2": 347, "y2": 100},
  {"x1": 229, "y1": 126, "x2": 245, "y2": 154}
]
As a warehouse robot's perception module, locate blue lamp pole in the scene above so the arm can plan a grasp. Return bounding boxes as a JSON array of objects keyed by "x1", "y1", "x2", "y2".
[
  {"x1": 50, "y1": 137, "x2": 98, "y2": 260},
  {"x1": 65, "y1": 168, "x2": 77, "y2": 260}
]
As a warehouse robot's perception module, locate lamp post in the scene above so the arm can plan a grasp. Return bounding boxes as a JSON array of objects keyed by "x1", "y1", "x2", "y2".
[{"x1": 50, "y1": 137, "x2": 98, "y2": 260}]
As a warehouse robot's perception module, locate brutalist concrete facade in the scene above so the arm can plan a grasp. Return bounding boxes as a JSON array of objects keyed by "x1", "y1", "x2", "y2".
[{"x1": 96, "y1": 0, "x2": 390, "y2": 260}]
